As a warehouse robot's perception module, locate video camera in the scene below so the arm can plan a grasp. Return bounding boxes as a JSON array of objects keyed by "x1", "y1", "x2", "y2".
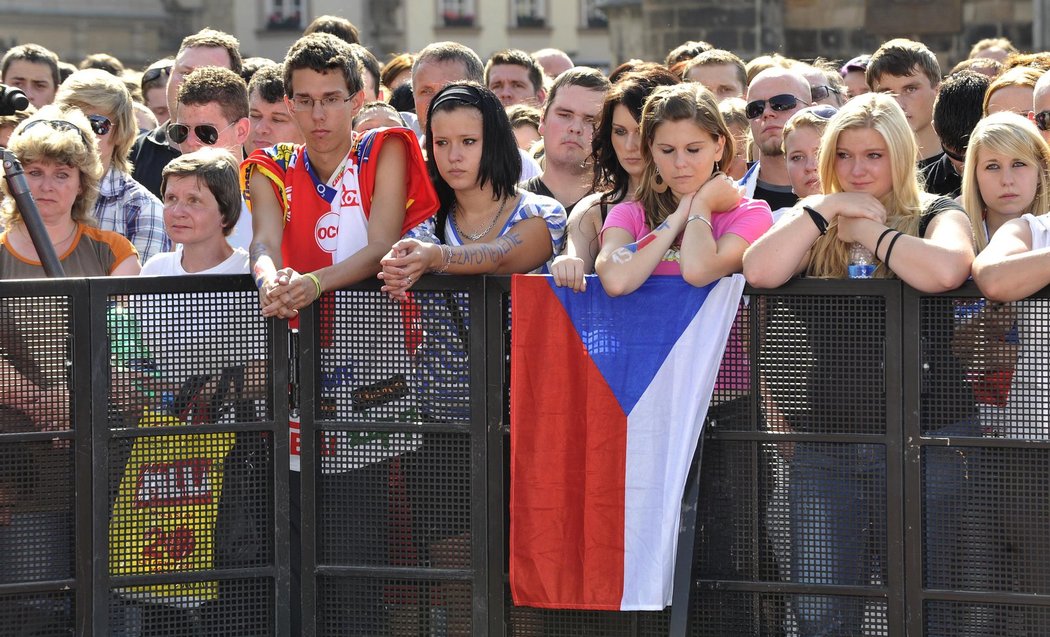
[{"x1": 0, "y1": 84, "x2": 29, "y2": 116}]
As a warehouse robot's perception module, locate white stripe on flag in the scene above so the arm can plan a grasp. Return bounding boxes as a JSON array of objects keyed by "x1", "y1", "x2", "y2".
[{"x1": 620, "y1": 275, "x2": 746, "y2": 610}]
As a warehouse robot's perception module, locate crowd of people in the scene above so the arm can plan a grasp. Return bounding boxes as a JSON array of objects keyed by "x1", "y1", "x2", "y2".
[{"x1": 0, "y1": 12, "x2": 1048, "y2": 635}]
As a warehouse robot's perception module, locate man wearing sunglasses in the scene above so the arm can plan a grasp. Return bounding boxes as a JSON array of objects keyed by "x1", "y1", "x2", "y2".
[
  {"x1": 171, "y1": 66, "x2": 253, "y2": 251},
  {"x1": 740, "y1": 67, "x2": 812, "y2": 220},
  {"x1": 1031, "y1": 72, "x2": 1050, "y2": 144},
  {"x1": 131, "y1": 29, "x2": 243, "y2": 199},
  {"x1": 924, "y1": 71, "x2": 990, "y2": 197}
]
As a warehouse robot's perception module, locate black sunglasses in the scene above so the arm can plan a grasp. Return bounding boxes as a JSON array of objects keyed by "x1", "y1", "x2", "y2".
[
  {"x1": 793, "y1": 104, "x2": 839, "y2": 121},
  {"x1": 22, "y1": 119, "x2": 90, "y2": 147},
  {"x1": 142, "y1": 65, "x2": 172, "y2": 85},
  {"x1": 941, "y1": 144, "x2": 966, "y2": 163},
  {"x1": 810, "y1": 85, "x2": 842, "y2": 102},
  {"x1": 87, "y1": 114, "x2": 112, "y2": 137},
  {"x1": 166, "y1": 121, "x2": 234, "y2": 145},
  {"x1": 1035, "y1": 110, "x2": 1050, "y2": 132},
  {"x1": 745, "y1": 94, "x2": 810, "y2": 120}
]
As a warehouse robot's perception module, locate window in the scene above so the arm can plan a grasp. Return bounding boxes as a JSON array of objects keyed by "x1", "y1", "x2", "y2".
[
  {"x1": 512, "y1": 0, "x2": 546, "y2": 27},
  {"x1": 266, "y1": 0, "x2": 305, "y2": 30},
  {"x1": 439, "y1": 0, "x2": 476, "y2": 26},
  {"x1": 581, "y1": 0, "x2": 608, "y2": 28}
]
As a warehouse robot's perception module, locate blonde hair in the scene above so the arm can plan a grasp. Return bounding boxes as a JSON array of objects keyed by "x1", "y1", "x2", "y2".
[
  {"x1": 982, "y1": 66, "x2": 1042, "y2": 115},
  {"x1": 1, "y1": 105, "x2": 103, "y2": 227},
  {"x1": 807, "y1": 93, "x2": 928, "y2": 278},
  {"x1": 962, "y1": 111, "x2": 1050, "y2": 252},
  {"x1": 781, "y1": 108, "x2": 832, "y2": 154},
  {"x1": 55, "y1": 68, "x2": 136, "y2": 174},
  {"x1": 637, "y1": 83, "x2": 733, "y2": 231}
]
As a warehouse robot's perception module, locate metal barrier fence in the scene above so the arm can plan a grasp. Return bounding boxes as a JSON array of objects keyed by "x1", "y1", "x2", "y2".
[{"x1": 0, "y1": 275, "x2": 1045, "y2": 636}]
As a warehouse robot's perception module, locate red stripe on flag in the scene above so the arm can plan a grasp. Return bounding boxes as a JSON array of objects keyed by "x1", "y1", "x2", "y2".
[{"x1": 510, "y1": 275, "x2": 627, "y2": 610}]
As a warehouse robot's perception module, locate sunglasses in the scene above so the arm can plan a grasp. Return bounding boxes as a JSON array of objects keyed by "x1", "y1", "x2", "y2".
[
  {"x1": 941, "y1": 144, "x2": 966, "y2": 163},
  {"x1": 810, "y1": 85, "x2": 842, "y2": 102},
  {"x1": 166, "y1": 121, "x2": 236, "y2": 145},
  {"x1": 1035, "y1": 110, "x2": 1050, "y2": 132},
  {"x1": 745, "y1": 94, "x2": 810, "y2": 120},
  {"x1": 87, "y1": 114, "x2": 112, "y2": 137},
  {"x1": 142, "y1": 65, "x2": 172, "y2": 85},
  {"x1": 22, "y1": 119, "x2": 90, "y2": 147},
  {"x1": 794, "y1": 104, "x2": 839, "y2": 120}
]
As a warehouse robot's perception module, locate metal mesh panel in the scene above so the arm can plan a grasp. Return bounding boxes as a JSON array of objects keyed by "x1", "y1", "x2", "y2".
[
  {"x1": 106, "y1": 291, "x2": 270, "y2": 429},
  {"x1": 0, "y1": 591, "x2": 74, "y2": 635},
  {"x1": 758, "y1": 295, "x2": 887, "y2": 436},
  {"x1": 318, "y1": 576, "x2": 471, "y2": 636},
  {"x1": 924, "y1": 600, "x2": 1050, "y2": 636},
  {"x1": 109, "y1": 578, "x2": 273, "y2": 636},
  {"x1": 104, "y1": 289, "x2": 274, "y2": 634}
]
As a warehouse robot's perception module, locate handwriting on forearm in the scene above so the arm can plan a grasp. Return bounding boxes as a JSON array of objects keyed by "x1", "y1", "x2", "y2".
[{"x1": 449, "y1": 231, "x2": 525, "y2": 267}]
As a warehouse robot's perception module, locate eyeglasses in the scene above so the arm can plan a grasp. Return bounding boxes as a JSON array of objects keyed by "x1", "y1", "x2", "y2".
[
  {"x1": 22, "y1": 119, "x2": 90, "y2": 147},
  {"x1": 289, "y1": 94, "x2": 353, "y2": 112},
  {"x1": 166, "y1": 121, "x2": 237, "y2": 145},
  {"x1": 141, "y1": 65, "x2": 172, "y2": 85},
  {"x1": 810, "y1": 85, "x2": 843, "y2": 102},
  {"x1": 745, "y1": 94, "x2": 810, "y2": 120},
  {"x1": 87, "y1": 115, "x2": 112, "y2": 137},
  {"x1": 794, "y1": 104, "x2": 839, "y2": 120},
  {"x1": 941, "y1": 144, "x2": 966, "y2": 163},
  {"x1": 1035, "y1": 110, "x2": 1050, "y2": 132}
]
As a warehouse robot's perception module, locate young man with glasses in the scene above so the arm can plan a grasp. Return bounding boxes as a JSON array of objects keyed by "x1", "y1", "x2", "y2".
[
  {"x1": 171, "y1": 66, "x2": 253, "y2": 251},
  {"x1": 140, "y1": 57, "x2": 173, "y2": 125},
  {"x1": 131, "y1": 28, "x2": 243, "y2": 198},
  {"x1": 740, "y1": 66, "x2": 812, "y2": 220},
  {"x1": 242, "y1": 32, "x2": 437, "y2": 635}
]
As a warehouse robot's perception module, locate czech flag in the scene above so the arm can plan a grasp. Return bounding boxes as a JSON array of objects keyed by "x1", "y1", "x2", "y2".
[{"x1": 509, "y1": 274, "x2": 745, "y2": 611}]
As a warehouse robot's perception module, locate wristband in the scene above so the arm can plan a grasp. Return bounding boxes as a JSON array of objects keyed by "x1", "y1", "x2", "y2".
[
  {"x1": 883, "y1": 232, "x2": 904, "y2": 271},
  {"x1": 303, "y1": 272, "x2": 323, "y2": 300},
  {"x1": 686, "y1": 214, "x2": 714, "y2": 231},
  {"x1": 874, "y1": 228, "x2": 895, "y2": 259},
  {"x1": 802, "y1": 205, "x2": 828, "y2": 235}
]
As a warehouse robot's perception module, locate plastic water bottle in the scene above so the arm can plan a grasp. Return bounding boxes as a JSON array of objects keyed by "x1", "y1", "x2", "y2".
[{"x1": 848, "y1": 242, "x2": 876, "y2": 278}]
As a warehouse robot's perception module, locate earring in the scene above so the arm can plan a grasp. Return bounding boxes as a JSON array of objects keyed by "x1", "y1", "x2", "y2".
[{"x1": 649, "y1": 170, "x2": 668, "y2": 194}]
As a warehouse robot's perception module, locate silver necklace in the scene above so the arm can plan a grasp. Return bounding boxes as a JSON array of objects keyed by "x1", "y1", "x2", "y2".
[{"x1": 450, "y1": 195, "x2": 510, "y2": 242}]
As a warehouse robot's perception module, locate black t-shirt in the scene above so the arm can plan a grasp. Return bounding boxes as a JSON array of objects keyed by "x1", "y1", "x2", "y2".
[
  {"x1": 920, "y1": 152, "x2": 961, "y2": 198},
  {"x1": 753, "y1": 179, "x2": 798, "y2": 212},
  {"x1": 519, "y1": 176, "x2": 584, "y2": 212},
  {"x1": 130, "y1": 126, "x2": 181, "y2": 199}
]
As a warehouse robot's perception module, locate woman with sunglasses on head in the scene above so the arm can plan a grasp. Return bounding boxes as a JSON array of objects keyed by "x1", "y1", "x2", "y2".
[
  {"x1": 550, "y1": 66, "x2": 680, "y2": 292},
  {"x1": 0, "y1": 105, "x2": 139, "y2": 635},
  {"x1": 781, "y1": 104, "x2": 837, "y2": 199},
  {"x1": 743, "y1": 93, "x2": 976, "y2": 636},
  {"x1": 55, "y1": 68, "x2": 170, "y2": 262},
  {"x1": 1, "y1": 106, "x2": 140, "y2": 277}
]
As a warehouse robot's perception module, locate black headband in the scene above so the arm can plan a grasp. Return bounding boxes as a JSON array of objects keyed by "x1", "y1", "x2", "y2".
[{"x1": 430, "y1": 84, "x2": 485, "y2": 112}]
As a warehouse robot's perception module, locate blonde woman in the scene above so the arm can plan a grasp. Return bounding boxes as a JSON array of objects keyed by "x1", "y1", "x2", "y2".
[
  {"x1": 983, "y1": 65, "x2": 1043, "y2": 116},
  {"x1": 743, "y1": 92, "x2": 976, "y2": 636},
  {"x1": 781, "y1": 105, "x2": 837, "y2": 199}
]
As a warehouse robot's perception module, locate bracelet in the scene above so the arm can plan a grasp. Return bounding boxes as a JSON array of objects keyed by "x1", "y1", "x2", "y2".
[
  {"x1": 303, "y1": 272, "x2": 323, "y2": 300},
  {"x1": 802, "y1": 205, "x2": 828, "y2": 235},
  {"x1": 434, "y1": 244, "x2": 453, "y2": 274},
  {"x1": 883, "y1": 231, "x2": 904, "y2": 271},
  {"x1": 874, "y1": 228, "x2": 895, "y2": 259},
  {"x1": 686, "y1": 214, "x2": 714, "y2": 231}
]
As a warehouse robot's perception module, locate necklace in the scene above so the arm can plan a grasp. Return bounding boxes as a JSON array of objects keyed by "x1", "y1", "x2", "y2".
[
  {"x1": 21, "y1": 221, "x2": 77, "y2": 249},
  {"x1": 450, "y1": 195, "x2": 510, "y2": 242}
]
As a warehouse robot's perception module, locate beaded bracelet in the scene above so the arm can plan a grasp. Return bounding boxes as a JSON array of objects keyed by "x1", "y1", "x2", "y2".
[
  {"x1": 303, "y1": 272, "x2": 323, "y2": 300},
  {"x1": 435, "y1": 244, "x2": 453, "y2": 274}
]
